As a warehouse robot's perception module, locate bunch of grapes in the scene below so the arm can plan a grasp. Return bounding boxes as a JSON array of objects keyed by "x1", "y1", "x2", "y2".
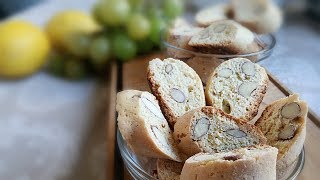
[{"x1": 48, "y1": 0, "x2": 184, "y2": 80}]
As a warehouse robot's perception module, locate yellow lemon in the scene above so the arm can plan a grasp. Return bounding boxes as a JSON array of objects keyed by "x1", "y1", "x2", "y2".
[
  {"x1": 0, "y1": 20, "x2": 50, "y2": 77},
  {"x1": 46, "y1": 10, "x2": 100, "y2": 50}
]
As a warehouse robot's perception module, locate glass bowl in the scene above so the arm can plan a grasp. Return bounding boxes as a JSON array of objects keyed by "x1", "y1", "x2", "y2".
[
  {"x1": 117, "y1": 129, "x2": 305, "y2": 180},
  {"x1": 161, "y1": 30, "x2": 276, "y2": 63}
]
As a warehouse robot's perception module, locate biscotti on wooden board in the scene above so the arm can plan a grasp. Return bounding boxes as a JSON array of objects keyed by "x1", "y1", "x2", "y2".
[
  {"x1": 188, "y1": 20, "x2": 260, "y2": 55},
  {"x1": 116, "y1": 90, "x2": 181, "y2": 161},
  {"x1": 205, "y1": 57, "x2": 269, "y2": 121},
  {"x1": 180, "y1": 145, "x2": 278, "y2": 180},
  {"x1": 147, "y1": 58, "x2": 205, "y2": 127},
  {"x1": 231, "y1": 0, "x2": 283, "y2": 34},
  {"x1": 195, "y1": 3, "x2": 232, "y2": 27},
  {"x1": 255, "y1": 94, "x2": 308, "y2": 178},
  {"x1": 174, "y1": 106, "x2": 267, "y2": 157},
  {"x1": 157, "y1": 159, "x2": 183, "y2": 180}
]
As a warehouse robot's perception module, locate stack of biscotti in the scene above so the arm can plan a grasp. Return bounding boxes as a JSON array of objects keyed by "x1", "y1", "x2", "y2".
[
  {"x1": 193, "y1": 0, "x2": 282, "y2": 34},
  {"x1": 116, "y1": 57, "x2": 307, "y2": 180},
  {"x1": 167, "y1": 20, "x2": 260, "y2": 57}
]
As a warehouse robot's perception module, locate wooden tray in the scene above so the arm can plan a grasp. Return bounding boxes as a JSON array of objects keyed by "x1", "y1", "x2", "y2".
[{"x1": 106, "y1": 53, "x2": 320, "y2": 180}]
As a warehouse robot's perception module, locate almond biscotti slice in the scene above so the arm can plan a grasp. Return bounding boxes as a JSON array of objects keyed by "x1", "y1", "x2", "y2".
[
  {"x1": 231, "y1": 0, "x2": 283, "y2": 34},
  {"x1": 255, "y1": 94, "x2": 307, "y2": 178},
  {"x1": 195, "y1": 3, "x2": 232, "y2": 27},
  {"x1": 188, "y1": 20, "x2": 259, "y2": 55},
  {"x1": 147, "y1": 58, "x2": 205, "y2": 127},
  {"x1": 174, "y1": 106, "x2": 266, "y2": 157},
  {"x1": 157, "y1": 159, "x2": 183, "y2": 180},
  {"x1": 167, "y1": 19, "x2": 203, "y2": 59},
  {"x1": 205, "y1": 58, "x2": 268, "y2": 121},
  {"x1": 180, "y1": 145, "x2": 278, "y2": 180},
  {"x1": 116, "y1": 90, "x2": 181, "y2": 162}
]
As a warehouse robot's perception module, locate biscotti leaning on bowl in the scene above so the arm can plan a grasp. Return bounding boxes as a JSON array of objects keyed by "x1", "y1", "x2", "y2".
[
  {"x1": 116, "y1": 90, "x2": 182, "y2": 161},
  {"x1": 180, "y1": 145, "x2": 278, "y2": 180},
  {"x1": 166, "y1": 18, "x2": 203, "y2": 59},
  {"x1": 231, "y1": 0, "x2": 283, "y2": 34},
  {"x1": 157, "y1": 159, "x2": 183, "y2": 180},
  {"x1": 188, "y1": 20, "x2": 260, "y2": 55},
  {"x1": 195, "y1": 3, "x2": 233, "y2": 27},
  {"x1": 174, "y1": 106, "x2": 267, "y2": 157},
  {"x1": 147, "y1": 58, "x2": 205, "y2": 127},
  {"x1": 255, "y1": 94, "x2": 308, "y2": 179},
  {"x1": 205, "y1": 57, "x2": 269, "y2": 121}
]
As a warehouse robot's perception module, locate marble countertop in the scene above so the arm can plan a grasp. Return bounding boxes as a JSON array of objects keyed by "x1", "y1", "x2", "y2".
[{"x1": 0, "y1": 0, "x2": 319, "y2": 180}]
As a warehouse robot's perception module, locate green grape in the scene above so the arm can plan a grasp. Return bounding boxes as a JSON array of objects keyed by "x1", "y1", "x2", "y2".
[
  {"x1": 136, "y1": 39, "x2": 154, "y2": 54},
  {"x1": 65, "y1": 33, "x2": 92, "y2": 58},
  {"x1": 127, "y1": 13, "x2": 151, "y2": 40},
  {"x1": 112, "y1": 34, "x2": 137, "y2": 61},
  {"x1": 96, "y1": 0, "x2": 130, "y2": 26},
  {"x1": 64, "y1": 59, "x2": 87, "y2": 80},
  {"x1": 163, "y1": 0, "x2": 184, "y2": 19},
  {"x1": 47, "y1": 52, "x2": 65, "y2": 77},
  {"x1": 149, "y1": 16, "x2": 166, "y2": 46},
  {"x1": 129, "y1": 0, "x2": 144, "y2": 10},
  {"x1": 89, "y1": 36, "x2": 111, "y2": 66}
]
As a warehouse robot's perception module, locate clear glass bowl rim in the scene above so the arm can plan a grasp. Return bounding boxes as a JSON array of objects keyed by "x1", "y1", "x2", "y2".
[
  {"x1": 117, "y1": 129, "x2": 305, "y2": 180},
  {"x1": 160, "y1": 29, "x2": 276, "y2": 61}
]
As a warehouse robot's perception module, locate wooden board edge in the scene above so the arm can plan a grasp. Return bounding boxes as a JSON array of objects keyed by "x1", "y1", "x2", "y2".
[
  {"x1": 106, "y1": 62, "x2": 118, "y2": 179},
  {"x1": 267, "y1": 72, "x2": 320, "y2": 127}
]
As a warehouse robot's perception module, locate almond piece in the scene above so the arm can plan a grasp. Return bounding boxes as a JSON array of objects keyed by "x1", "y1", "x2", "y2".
[
  {"x1": 241, "y1": 62, "x2": 256, "y2": 76},
  {"x1": 193, "y1": 117, "x2": 210, "y2": 140},
  {"x1": 217, "y1": 68, "x2": 233, "y2": 78},
  {"x1": 213, "y1": 24, "x2": 227, "y2": 33},
  {"x1": 165, "y1": 64, "x2": 173, "y2": 74},
  {"x1": 151, "y1": 126, "x2": 169, "y2": 145},
  {"x1": 170, "y1": 88, "x2": 186, "y2": 103},
  {"x1": 281, "y1": 102, "x2": 301, "y2": 119},
  {"x1": 278, "y1": 124, "x2": 297, "y2": 140},
  {"x1": 226, "y1": 129, "x2": 247, "y2": 138},
  {"x1": 238, "y1": 82, "x2": 257, "y2": 98},
  {"x1": 141, "y1": 97, "x2": 165, "y2": 119}
]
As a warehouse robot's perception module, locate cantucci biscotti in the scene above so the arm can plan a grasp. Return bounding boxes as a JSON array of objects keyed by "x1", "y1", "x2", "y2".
[
  {"x1": 180, "y1": 145, "x2": 278, "y2": 180},
  {"x1": 255, "y1": 94, "x2": 307, "y2": 179},
  {"x1": 195, "y1": 3, "x2": 232, "y2": 27},
  {"x1": 188, "y1": 20, "x2": 259, "y2": 55},
  {"x1": 147, "y1": 58, "x2": 205, "y2": 127},
  {"x1": 157, "y1": 159, "x2": 183, "y2": 180},
  {"x1": 173, "y1": 106, "x2": 266, "y2": 157},
  {"x1": 167, "y1": 19, "x2": 203, "y2": 59},
  {"x1": 231, "y1": 0, "x2": 283, "y2": 34},
  {"x1": 116, "y1": 90, "x2": 181, "y2": 161},
  {"x1": 205, "y1": 58, "x2": 268, "y2": 121}
]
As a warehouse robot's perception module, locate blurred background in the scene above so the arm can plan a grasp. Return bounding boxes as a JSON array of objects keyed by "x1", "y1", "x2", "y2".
[{"x1": 0, "y1": 0, "x2": 319, "y2": 180}]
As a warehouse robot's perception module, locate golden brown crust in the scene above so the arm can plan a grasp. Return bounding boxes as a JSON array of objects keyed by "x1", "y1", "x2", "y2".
[{"x1": 147, "y1": 67, "x2": 177, "y2": 127}]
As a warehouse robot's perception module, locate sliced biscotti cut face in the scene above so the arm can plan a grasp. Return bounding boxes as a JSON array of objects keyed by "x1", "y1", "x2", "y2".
[
  {"x1": 255, "y1": 94, "x2": 307, "y2": 176},
  {"x1": 231, "y1": 0, "x2": 283, "y2": 34},
  {"x1": 167, "y1": 19, "x2": 203, "y2": 59},
  {"x1": 173, "y1": 106, "x2": 267, "y2": 157},
  {"x1": 205, "y1": 58, "x2": 268, "y2": 121},
  {"x1": 157, "y1": 159, "x2": 183, "y2": 180},
  {"x1": 116, "y1": 90, "x2": 182, "y2": 162},
  {"x1": 195, "y1": 3, "x2": 232, "y2": 27},
  {"x1": 188, "y1": 20, "x2": 260, "y2": 55},
  {"x1": 180, "y1": 145, "x2": 278, "y2": 180},
  {"x1": 147, "y1": 58, "x2": 205, "y2": 127}
]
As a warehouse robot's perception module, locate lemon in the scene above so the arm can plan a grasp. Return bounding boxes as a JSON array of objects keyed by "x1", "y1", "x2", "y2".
[
  {"x1": 46, "y1": 10, "x2": 100, "y2": 50},
  {"x1": 0, "y1": 20, "x2": 50, "y2": 77}
]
